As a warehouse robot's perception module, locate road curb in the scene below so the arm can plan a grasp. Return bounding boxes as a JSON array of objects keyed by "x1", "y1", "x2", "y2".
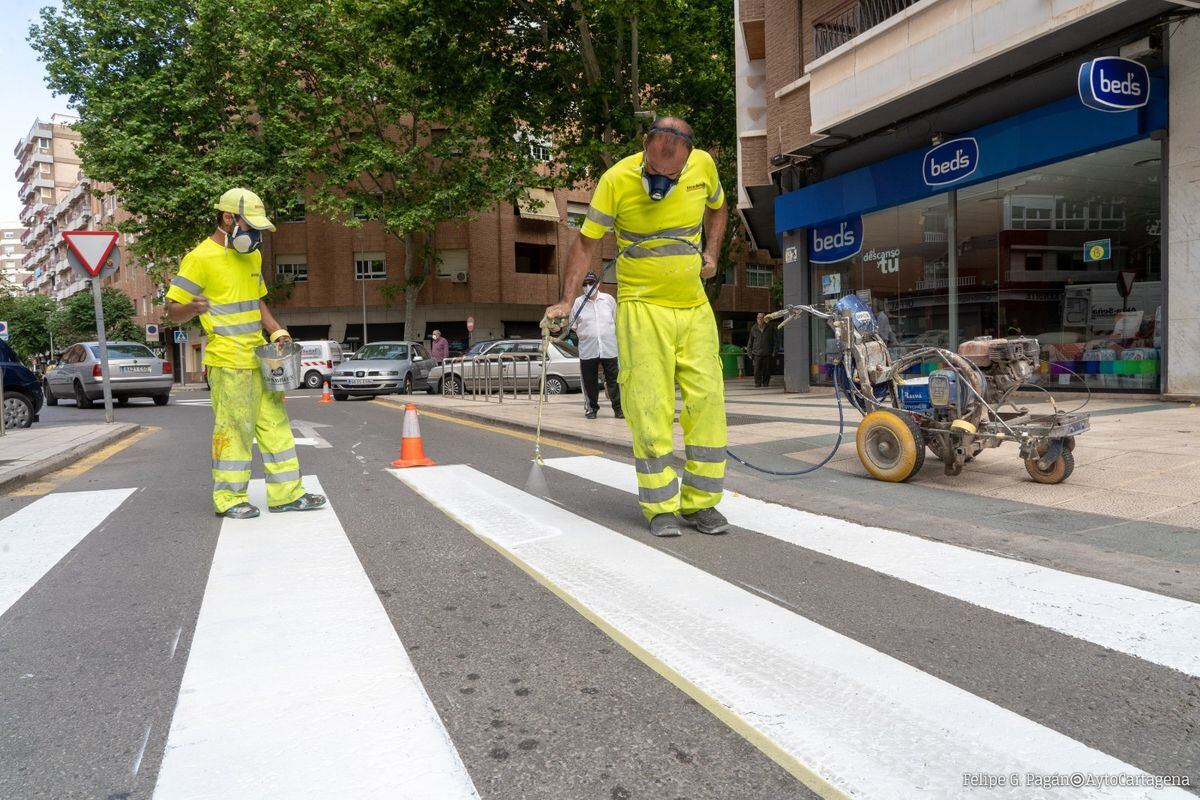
[
  {"x1": 0, "y1": 423, "x2": 142, "y2": 494},
  {"x1": 373, "y1": 396, "x2": 630, "y2": 455}
]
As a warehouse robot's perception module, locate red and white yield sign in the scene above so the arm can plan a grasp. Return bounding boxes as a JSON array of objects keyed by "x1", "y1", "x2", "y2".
[{"x1": 62, "y1": 230, "x2": 120, "y2": 277}]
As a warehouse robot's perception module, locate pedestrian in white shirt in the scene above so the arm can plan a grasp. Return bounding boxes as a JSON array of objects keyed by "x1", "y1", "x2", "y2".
[{"x1": 571, "y1": 271, "x2": 623, "y2": 420}]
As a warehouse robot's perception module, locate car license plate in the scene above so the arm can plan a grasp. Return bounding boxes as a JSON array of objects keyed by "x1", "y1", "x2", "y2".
[
  {"x1": 123, "y1": 366, "x2": 151, "y2": 373},
  {"x1": 346, "y1": 378, "x2": 372, "y2": 385}
]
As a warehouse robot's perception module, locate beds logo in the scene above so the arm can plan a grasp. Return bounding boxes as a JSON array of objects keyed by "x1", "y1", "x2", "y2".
[
  {"x1": 1078, "y1": 57, "x2": 1149, "y2": 112},
  {"x1": 809, "y1": 215, "x2": 863, "y2": 264},
  {"x1": 922, "y1": 138, "x2": 978, "y2": 187}
]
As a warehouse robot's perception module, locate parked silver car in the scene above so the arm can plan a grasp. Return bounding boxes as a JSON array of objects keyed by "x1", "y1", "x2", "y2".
[
  {"x1": 44, "y1": 341, "x2": 174, "y2": 408},
  {"x1": 330, "y1": 340, "x2": 435, "y2": 399},
  {"x1": 428, "y1": 339, "x2": 583, "y2": 395}
]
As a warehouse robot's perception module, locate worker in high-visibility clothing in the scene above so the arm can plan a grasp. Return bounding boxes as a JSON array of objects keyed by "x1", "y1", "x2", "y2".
[
  {"x1": 166, "y1": 188, "x2": 326, "y2": 519},
  {"x1": 545, "y1": 117, "x2": 729, "y2": 538}
]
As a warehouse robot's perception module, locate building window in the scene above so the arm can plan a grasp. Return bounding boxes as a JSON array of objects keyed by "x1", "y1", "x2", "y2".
[
  {"x1": 746, "y1": 264, "x2": 773, "y2": 288},
  {"x1": 514, "y1": 242, "x2": 556, "y2": 274},
  {"x1": 436, "y1": 248, "x2": 469, "y2": 278},
  {"x1": 566, "y1": 201, "x2": 588, "y2": 229},
  {"x1": 2, "y1": 232, "x2": 14, "y2": 239},
  {"x1": 283, "y1": 196, "x2": 306, "y2": 223},
  {"x1": 40, "y1": 188, "x2": 53, "y2": 202},
  {"x1": 3, "y1": 246, "x2": 13, "y2": 256},
  {"x1": 354, "y1": 252, "x2": 386, "y2": 280},
  {"x1": 723, "y1": 263, "x2": 736, "y2": 285},
  {"x1": 276, "y1": 255, "x2": 309, "y2": 283},
  {"x1": 530, "y1": 142, "x2": 552, "y2": 162}
]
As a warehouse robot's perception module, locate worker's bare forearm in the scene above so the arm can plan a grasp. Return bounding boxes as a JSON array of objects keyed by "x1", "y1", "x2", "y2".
[
  {"x1": 560, "y1": 234, "x2": 600, "y2": 305},
  {"x1": 166, "y1": 301, "x2": 197, "y2": 324},
  {"x1": 703, "y1": 202, "x2": 727, "y2": 260},
  {"x1": 259, "y1": 301, "x2": 282, "y2": 336}
]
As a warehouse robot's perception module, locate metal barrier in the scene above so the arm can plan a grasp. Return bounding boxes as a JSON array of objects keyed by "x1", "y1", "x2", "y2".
[
  {"x1": 440, "y1": 353, "x2": 540, "y2": 402},
  {"x1": 813, "y1": 0, "x2": 921, "y2": 58}
]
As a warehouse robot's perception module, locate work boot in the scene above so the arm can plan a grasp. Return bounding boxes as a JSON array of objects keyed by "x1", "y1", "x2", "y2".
[
  {"x1": 585, "y1": 409, "x2": 597, "y2": 419},
  {"x1": 649, "y1": 513, "x2": 682, "y2": 537},
  {"x1": 217, "y1": 502, "x2": 260, "y2": 520},
  {"x1": 269, "y1": 493, "x2": 328, "y2": 513},
  {"x1": 614, "y1": 410, "x2": 625, "y2": 419},
  {"x1": 681, "y1": 507, "x2": 729, "y2": 535}
]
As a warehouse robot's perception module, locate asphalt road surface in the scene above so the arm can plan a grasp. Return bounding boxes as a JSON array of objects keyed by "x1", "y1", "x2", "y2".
[{"x1": 1, "y1": 389, "x2": 1196, "y2": 799}]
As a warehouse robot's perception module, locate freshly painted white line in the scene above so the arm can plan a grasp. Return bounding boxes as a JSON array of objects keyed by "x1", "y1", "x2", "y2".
[
  {"x1": 396, "y1": 465, "x2": 1189, "y2": 799},
  {"x1": 153, "y1": 477, "x2": 478, "y2": 800},
  {"x1": 168, "y1": 626, "x2": 182, "y2": 660},
  {"x1": 0, "y1": 488, "x2": 136, "y2": 618},
  {"x1": 545, "y1": 456, "x2": 1200, "y2": 677}
]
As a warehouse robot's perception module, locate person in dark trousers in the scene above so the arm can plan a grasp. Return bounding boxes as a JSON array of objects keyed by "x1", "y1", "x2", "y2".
[
  {"x1": 430, "y1": 329, "x2": 449, "y2": 363},
  {"x1": 570, "y1": 271, "x2": 623, "y2": 419},
  {"x1": 746, "y1": 312, "x2": 774, "y2": 387}
]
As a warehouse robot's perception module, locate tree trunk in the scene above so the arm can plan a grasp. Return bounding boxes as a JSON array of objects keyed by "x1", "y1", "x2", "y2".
[{"x1": 403, "y1": 230, "x2": 418, "y2": 341}]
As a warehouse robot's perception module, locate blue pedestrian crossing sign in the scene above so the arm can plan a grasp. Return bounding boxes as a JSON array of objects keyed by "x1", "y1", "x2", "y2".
[
  {"x1": 0, "y1": 320, "x2": 8, "y2": 342},
  {"x1": 174, "y1": 330, "x2": 188, "y2": 344}
]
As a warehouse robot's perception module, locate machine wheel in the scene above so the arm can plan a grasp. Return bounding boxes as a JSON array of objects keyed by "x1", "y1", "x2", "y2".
[
  {"x1": 544, "y1": 375, "x2": 567, "y2": 395},
  {"x1": 1063, "y1": 436, "x2": 1076, "y2": 452},
  {"x1": 74, "y1": 381, "x2": 95, "y2": 409},
  {"x1": 44, "y1": 380, "x2": 58, "y2": 407},
  {"x1": 1025, "y1": 448, "x2": 1074, "y2": 484},
  {"x1": 856, "y1": 410, "x2": 925, "y2": 482},
  {"x1": 303, "y1": 370, "x2": 323, "y2": 389}
]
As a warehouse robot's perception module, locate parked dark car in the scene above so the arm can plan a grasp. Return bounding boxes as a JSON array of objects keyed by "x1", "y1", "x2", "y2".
[{"x1": 1, "y1": 340, "x2": 44, "y2": 429}]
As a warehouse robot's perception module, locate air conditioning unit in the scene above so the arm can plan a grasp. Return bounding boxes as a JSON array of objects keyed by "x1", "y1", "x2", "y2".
[{"x1": 451, "y1": 270, "x2": 469, "y2": 283}]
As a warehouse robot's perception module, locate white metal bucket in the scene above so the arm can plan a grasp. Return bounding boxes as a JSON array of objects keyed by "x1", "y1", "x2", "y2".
[{"x1": 256, "y1": 341, "x2": 303, "y2": 391}]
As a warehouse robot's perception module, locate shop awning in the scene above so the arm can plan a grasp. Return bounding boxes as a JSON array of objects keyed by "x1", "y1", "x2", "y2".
[{"x1": 517, "y1": 188, "x2": 560, "y2": 222}]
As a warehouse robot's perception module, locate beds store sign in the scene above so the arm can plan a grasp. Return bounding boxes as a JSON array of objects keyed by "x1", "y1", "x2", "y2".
[
  {"x1": 809, "y1": 215, "x2": 863, "y2": 264},
  {"x1": 1078, "y1": 57, "x2": 1149, "y2": 112},
  {"x1": 922, "y1": 138, "x2": 978, "y2": 187}
]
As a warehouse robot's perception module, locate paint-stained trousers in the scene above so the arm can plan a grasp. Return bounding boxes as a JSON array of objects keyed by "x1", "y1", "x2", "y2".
[
  {"x1": 616, "y1": 301, "x2": 727, "y2": 520},
  {"x1": 209, "y1": 366, "x2": 305, "y2": 513}
]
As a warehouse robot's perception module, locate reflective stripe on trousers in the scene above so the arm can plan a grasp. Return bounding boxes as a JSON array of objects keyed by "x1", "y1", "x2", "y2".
[
  {"x1": 209, "y1": 366, "x2": 305, "y2": 513},
  {"x1": 617, "y1": 301, "x2": 726, "y2": 520}
]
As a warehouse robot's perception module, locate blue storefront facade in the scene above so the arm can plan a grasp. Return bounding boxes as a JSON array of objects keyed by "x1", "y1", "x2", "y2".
[{"x1": 775, "y1": 66, "x2": 1171, "y2": 393}]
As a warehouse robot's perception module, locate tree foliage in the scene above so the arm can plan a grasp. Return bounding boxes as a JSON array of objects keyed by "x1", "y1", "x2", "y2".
[
  {"x1": 0, "y1": 292, "x2": 58, "y2": 360},
  {"x1": 31, "y1": 0, "x2": 740, "y2": 327},
  {"x1": 62, "y1": 286, "x2": 146, "y2": 345}
]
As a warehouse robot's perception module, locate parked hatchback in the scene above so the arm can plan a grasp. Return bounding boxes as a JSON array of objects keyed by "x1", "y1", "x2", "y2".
[
  {"x1": 1, "y1": 340, "x2": 43, "y2": 429},
  {"x1": 44, "y1": 341, "x2": 173, "y2": 407},
  {"x1": 330, "y1": 341, "x2": 435, "y2": 399}
]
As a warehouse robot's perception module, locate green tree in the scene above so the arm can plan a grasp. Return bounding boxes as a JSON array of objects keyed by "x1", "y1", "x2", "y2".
[
  {"x1": 61, "y1": 287, "x2": 145, "y2": 344},
  {"x1": 0, "y1": 293, "x2": 58, "y2": 360}
]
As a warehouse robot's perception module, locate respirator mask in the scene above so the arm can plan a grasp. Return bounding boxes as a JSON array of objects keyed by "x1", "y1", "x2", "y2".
[
  {"x1": 641, "y1": 124, "x2": 694, "y2": 201},
  {"x1": 226, "y1": 220, "x2": 263, "y2": 254}
]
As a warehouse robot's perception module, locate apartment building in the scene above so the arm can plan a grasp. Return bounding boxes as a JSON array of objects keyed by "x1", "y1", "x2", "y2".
[
  {"x1": 0, "y1": 221, "x2": 30, "y2": 292},
  {"x1": 736, "y1": 0, "x2": 1197, "y2": 397}
]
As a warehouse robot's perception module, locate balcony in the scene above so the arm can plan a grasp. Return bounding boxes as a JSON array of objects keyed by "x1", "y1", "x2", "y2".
[
  {"x1": 805, "y1": 0, "x2": 1170, "y2": 138},
  {"x1": 739, "y1": 0, "x2": 765, "y2": 60},
  {"x1": 18, "y1": 202, "x2": 47, "y2": 225},
  {"x1": 12, "y1": 121, "x2": 52, "y2": 158},
  {"x1": 813, "y1": 0, "x2": 921, "y2": 60},
  {"x1": 15, "y1": 152, "x2": 53, "y2": 181}
]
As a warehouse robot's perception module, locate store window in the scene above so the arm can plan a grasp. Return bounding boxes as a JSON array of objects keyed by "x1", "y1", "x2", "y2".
[{"x1": 809, "y1": 139, "x2": 1162, "y2": 392}]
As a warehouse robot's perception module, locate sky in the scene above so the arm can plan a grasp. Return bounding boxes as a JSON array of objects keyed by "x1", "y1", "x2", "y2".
[{"x1": 1, "y1": 0, "x2": 72, "y2": 224}]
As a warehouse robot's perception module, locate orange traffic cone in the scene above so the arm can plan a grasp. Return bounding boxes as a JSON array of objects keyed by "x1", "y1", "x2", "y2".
[
  {"x1": 319, "y1": 381, "x2": 334, "y2": 403},
  {"x1": 391, "y1": 404, "x2": 436, "y2": 468}
]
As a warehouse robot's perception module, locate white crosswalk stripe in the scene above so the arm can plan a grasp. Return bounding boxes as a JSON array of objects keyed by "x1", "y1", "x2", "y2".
[
  {"x1": 546, "y1": 455, "x2": 1200, "y2": 678},
  {"x1": 394, "y1": 464, "x2": 1191, "y2": 800},
  {"x1": 153, "y1": 476, "x2": 478, "y2": 800},
  {"x1": 0, "y1": 488, "x2": 137, "y2": 618}
]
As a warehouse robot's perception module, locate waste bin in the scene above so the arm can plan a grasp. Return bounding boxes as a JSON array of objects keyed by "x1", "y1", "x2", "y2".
[{"x1": 719, "y1": 344, "x2": 743, "y2": 378}]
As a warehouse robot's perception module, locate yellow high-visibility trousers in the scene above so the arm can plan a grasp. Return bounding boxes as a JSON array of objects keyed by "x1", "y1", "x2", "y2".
[
  {"x1": 616, "y1": 300, "x2": 727, "y2": 520},
  {"x1": 208, "y1": 366, "x2": 305, "y2": 513}
]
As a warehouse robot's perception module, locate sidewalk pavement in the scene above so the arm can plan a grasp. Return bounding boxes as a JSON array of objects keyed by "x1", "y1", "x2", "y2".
[
  {"x1": 384, "y1": 378, "x2": 1200, "y2": 532},
  {"x1": 0, "y1": 422, "x2": 141, "y2": 493}
]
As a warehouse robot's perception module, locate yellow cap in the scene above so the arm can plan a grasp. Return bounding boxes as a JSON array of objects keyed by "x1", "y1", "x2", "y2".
[{"x1": 214, "y1": 188, "x2": 276, "y2": 231}]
